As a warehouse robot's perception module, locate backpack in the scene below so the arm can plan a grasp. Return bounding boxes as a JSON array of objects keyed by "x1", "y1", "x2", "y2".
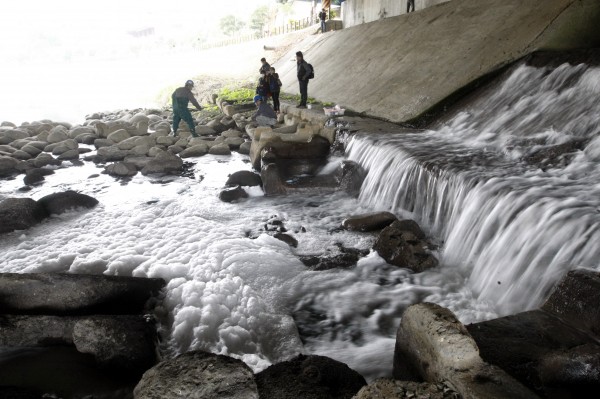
[{"x1": 307, "y1": 63, "x2": 314, "y2": 79}]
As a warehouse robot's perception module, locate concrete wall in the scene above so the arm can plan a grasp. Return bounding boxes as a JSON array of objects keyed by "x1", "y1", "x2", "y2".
[
  {"x1": 342, "y1": 0, "x2": 451, "y2": 28},
  {"x1": 275, "y1": 0, "x2": 600, "y2": 124}
]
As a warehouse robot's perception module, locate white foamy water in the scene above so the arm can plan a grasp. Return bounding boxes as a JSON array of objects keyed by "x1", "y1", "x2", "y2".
[
  {"x1": 347, "y1": 61, "x2": 600, "y2": 316},
  {"x1": 1, "y1": 152, "x2": 476, "y2": 380}
]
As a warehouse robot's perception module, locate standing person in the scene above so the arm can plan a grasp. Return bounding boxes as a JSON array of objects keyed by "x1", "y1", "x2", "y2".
[
  {"x1": 171, "y1": 80, "x2": 202, "y2": 137},
  {"x1": 259, "y1": 58, "x2": 271, "y2": 75},
  {"x1": 407, "y1": 0, "x2": 415, "y2": 13},
  {"x1": 252, "y1": 95, "x2": 277, "y2": 126},
  {"x1": 296, "y1": 51, "x2": 312, "y2": 109},
  {"x1": 319, "y1": 9, "x2": 327, "y2": 33},
  {"x1": 256, "y1": 72, "x2": 270, "y2": 102},
  {"x1": 269, "y1": 67, "x2": 282, "y2": 113}
]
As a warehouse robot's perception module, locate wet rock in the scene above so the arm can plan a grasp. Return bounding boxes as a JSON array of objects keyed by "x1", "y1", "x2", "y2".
[
  {"x1": 353, "y1": 378, "x2": 460, "y2": 399},
  {"x1": 209, "y1": 143, "x2": 231, "y2": 156},
  {"x1": 23, "y1": 168, "x2": 54, "y2": 185},
  {"x1": 134, "y1": 350, "x2": 258, "y2": 399},
  {"x1": 95, "y1": 146, "x2": 131, "y2": 162},
  {"x1": 0, "y1": 197, "x2": 49, "y2": 234},
  {"x1": 225, "y1": 170, "x2": 262, "y2": 187},
  {"x1": 47, "y1": 125, "x2": 69, "y2": 143},
  {"x1": 195, "y1": 125, "x2": 217, "y2": 136},
  {"x1": 274, "y1": 233, "x2": 298, "y2": 248},
  {"x1": 299, "y1": 245, "x2": 369, "y2": 271},
  {"x1": 72, "y1": 315, "x2": 159, "y2": 376},
  {"x1": 0, "y1": 129, "x2": 29, "y2": 144},
  {"x1": 57, "y1": 149, "x2": 80, "y2": 161},
  {"x1": 467, "y1": 268, "x2": 600, "y2": 397},
  {"x1": 219, "y1": 186, "x2": 248, "y2": 203},
  {"x1": 255, "y1": 354, "x2": 366, "y2": 399},
  {"x1": 0, "y1": 315, "x2": 76, "y2": 347},
  {"x1": 207, "y1": 119, "x2": 228, "y2": 133},
  {"x1": 105, "y1": 162, "x2": 138, "y2": 177},
  {"x1": 0, "y1": 272, "x2": 165, "y2": 315},
  {"x1": 20, "y1": 144, "x2": 43, "y2": 157},
  {"x1": 94, "y1": 138, "x2": 114, "y2": 149},
  {"x1": 238, "y1": 141, "x2": 251, "y2": 155},
  {"x1": 523, "y1": 140, "x2": 586, "y2": 169},
  {"x1": 179, "y1": 144, "x2": 209, "y2": 158},
  {"x1": 342, "y1": 211, "x2": 397, "y2": 232},
  {"x1": 336, "y1": 160, "x2": 366, "y2": 197},
  {"x1": 373, "y1": 220, "x2": 437, "y2": 272},
  {"x1": 141, "y1": 150, "x2": 183, "y2": 175},
  {"x1": 11, "y1": 150, "x2": 32, "y2": 160},
  {"x1": 394, "y1": 303, "x2": 536, "y2": 399},
  {"x1": 30, "y1": 152, "x2": 60, "y2": 168},
  {"x1": 107, "y1": 128, "x2": 131, "y2": 143},
  {"x1": 0, "y1": 155, "x2": 20, "y2": 177},
  {"x1": 261, "y1": 163, "x2": 287, "y2": 196},
  {"x1": 37, "y1": 190, "x2": 98, "y2": 215}
]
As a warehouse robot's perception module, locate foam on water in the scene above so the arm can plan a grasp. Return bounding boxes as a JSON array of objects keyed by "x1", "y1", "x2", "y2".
[{"x1": 1, "y1": 153, "x2": 473, "y2": 380}]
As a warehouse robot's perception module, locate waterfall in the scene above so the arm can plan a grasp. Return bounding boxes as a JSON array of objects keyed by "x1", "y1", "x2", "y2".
[{"x1": 347, "y1": 61, "x2": 600, "y2": 316}]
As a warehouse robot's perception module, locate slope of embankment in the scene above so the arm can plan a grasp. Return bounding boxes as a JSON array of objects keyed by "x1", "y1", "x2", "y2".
[{"x1": 274, "y1": 0, "x2": 600, "y2": 124}]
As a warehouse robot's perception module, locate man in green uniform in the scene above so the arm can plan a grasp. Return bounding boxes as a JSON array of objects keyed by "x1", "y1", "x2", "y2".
[{"x1": 172, "y1": 80, "x2": 203, "y2": 137}]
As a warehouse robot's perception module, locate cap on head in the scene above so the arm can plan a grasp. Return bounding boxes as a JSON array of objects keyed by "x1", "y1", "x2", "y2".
[
  {"x1": 295, "y1": 51, "x2": 303, "y2": 57},
  {"x1": 185, "y1": 80, "x2": 194, "y2": 87},
  {"x1": 253, "y1": 95, "x2": 262, "y2": 103}
]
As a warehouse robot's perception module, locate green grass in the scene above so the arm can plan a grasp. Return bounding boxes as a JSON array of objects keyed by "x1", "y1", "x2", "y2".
[{"x1": 218, "y1": 86, "x2": 255, "y2": 103}]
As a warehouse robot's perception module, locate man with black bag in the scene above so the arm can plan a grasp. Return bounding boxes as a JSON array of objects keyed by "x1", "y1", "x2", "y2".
[{"x1": 296, "y1": 51, "x2": 313, "y2": 109}]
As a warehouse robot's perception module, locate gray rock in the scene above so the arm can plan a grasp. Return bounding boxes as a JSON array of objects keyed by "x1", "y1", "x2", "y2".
[
  {"x1": 37, "y1": 190, "x2": 98, "y2": 215},
  {"x1": 219, "y1": 186, "x2": 248, "y2": 203},
  {"x1": 57, "y1": 149, "x2": 80, "y2": 161},
  {"x1": 225, "y1": 170, "x2": 262, "y2": 187},
  {"x1": 11, "y1": 150, "x2": 31, "y2": 160},
  {"x1": 141, "y1": 150, "x2": 183, "y2": 175},
  {"x1": 273, "y1": 233, "x2": 298, "y2": 248},
  {"x1": 20, "y1": 144, "x2": 43, "y2": 157},
  {"x1": 195, "y1": 125, "x2": 217, "y2": 136},
  {"x1": 394, "y1": 303, "x2": 536, "y2": 399},
  {"x1": 0, "y1": 315, "x2": 75, "y2": 347},
  {"x1": 107, "y1": 128, "x2": 131, "y2": 143},
  {"x1": 353, "y1": 379, "x2": 460, "y2": 399},
  {"x1": 238, "y1": 141, "x2": 251, "y2": 155},
  {"x1": 95, "y1": 146, "x2": 131, "y2": 162},
  {"x1": 73, "y1": 315, "x2": 159, "y2": 376},
  {"x1": 342, "y1": 211, "x2": 397, "y2": 232},
  {"x1": 105, "y1": 162, "x2": 138, "y2": 177},
  {"x1": 336, "y1": 160, "x2": 366, "y2": 197},
  {"x1": 373, "y1": 220, "x2": 437, "y2": 272},
  {"x1": 255, "y1": 354, "x2": 366, "y2": 399},
  {"x1": 261, "y1": 163, "x2": 287, "y2": 196},
  {"x1": 179, "y1": 144, "x2": 209, "y2": 158},
  {"x1": 0, "y1": 272, "x2": 165, "y2": 315},
  {"x1": 31, "y1": 152, "x2": 60, "y2": 168},
  {"x1": 47, "y1": 125, "x2": 69, "y2": 143},
  {"x1": 0, "y1": 197, "x2": 49, "y2": 234},
  {"x1": 94, "y1": 138, "x2": 115, "y2": 149},
  {"x1": 23, "y1": 168, "x2": 54, "y2": 185},
  {"x1": 209, "y1": 143, "x2": 231, "y2": 156},
  {"x1": 134, "y1": 351, "x2": 258, "y2": 399}
]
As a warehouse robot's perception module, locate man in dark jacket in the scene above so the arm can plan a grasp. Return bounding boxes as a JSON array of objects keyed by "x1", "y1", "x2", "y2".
[
  {"x1": 251, "y1": 95, "x2": 277, "y2": 126},
  {"x1": 319, "y1": 9, "x2": 327, "y2": 33},
  {"x1": 296, "y1": 51, "x2": 312, "y2": 109},
  {"x1": 172, "y1": 80, "x2": 202, "y2": 137}
]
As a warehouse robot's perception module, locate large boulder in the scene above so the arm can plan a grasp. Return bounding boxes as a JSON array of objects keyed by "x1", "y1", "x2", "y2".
[
  {"x1": 467, "y1": 268, "x2": 600, "y2": 397},
  {"x1": 179, "y1": 144, "x2": 209, "y2": 158},
  {"x1": 342, "y1": 211, "x2": 397, "y2": 232},
  {"x1": 0, "y1": 273, "x2": 165, "y2": 315},
  {"x1": 255, "y1": 354, "x2": 366, "y2": 399},
  {"x1": 133, "y1": 351, "x2": 258, "y2": 399},
  {"x1": 72, "y1": 315, "x2": 159, "y2": 376},
  {"x1": 0, "y1": 197, "x2": 49, "y2": 234},
  {"x1": 47, "y1": 125, "x2": 70, "y2": 143},
  {"x1": 95, "y1": 146, "x2": 131, "y2": 162},
  {"x1": 219, "y1": 186, "x2": 248, "y2": 203},
  {"x1": 104, "y1": 162, "x2": 138, "y2": 177},
  {"x1": 208, "y1": 143, "x2": 232, "y2": 156},
  {"x1": 373, "y1": 220, "x2": 437, "y2": 272},
  {"x1": 0, "y1": 155, "x2": 20, "y2": 176},
  {"x1": 225, "y1": 170, "x2": 263, "y2": 187},
  {"x1": 394, "y1": 303, "x2": 537, "y2": 399},
  {"x1": 141, "y1": 150, "x2": 183, "y2": 175},
  {"x1": 37, "y1": 190, "x2": 98, "y2": 215},
  {"x1": 23, "y1": 168, "x2": 54, "y2": 185}
]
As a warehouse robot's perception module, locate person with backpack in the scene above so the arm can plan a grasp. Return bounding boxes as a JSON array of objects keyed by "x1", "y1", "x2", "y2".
[
  {"x1": 268, "y1": 67, "x2": 282, "y2": 113},
  {"x1": 296, "y1": 51, "x2": 313, "y2": 109},
  {"x1": 319, "y1": 9, "x2": 327, "y2": 33},
  {"x1": 171, "y1": 79, "x2": 202, "y2": 137}
]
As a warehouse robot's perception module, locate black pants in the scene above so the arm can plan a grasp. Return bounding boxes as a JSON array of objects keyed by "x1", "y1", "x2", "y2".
[
  {"x1": 407, "y1": 0, "x2": 415, "y2": 13},
  {"x1": 272, "y1": 91, "x2": 280, "y2": 112},
  {"x1": 298, "y1": 79, "x2": 308, "y2": 106}
]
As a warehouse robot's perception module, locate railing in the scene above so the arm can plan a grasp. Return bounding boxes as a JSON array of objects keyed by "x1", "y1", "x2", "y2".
[{"x1": 200, "y1": 17, "x2": 314, "y2": 50}]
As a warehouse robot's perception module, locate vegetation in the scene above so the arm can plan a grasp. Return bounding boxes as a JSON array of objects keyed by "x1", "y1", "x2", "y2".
[
  {"x1": 218, "y1": 86, "x2": 255, "y2": 103},
  {"x1": 250, "y1": 5, "x2": 271, "y2": 33},
  {"x1": 219, "y1": 15, "x2": 246, "y2": 37}
]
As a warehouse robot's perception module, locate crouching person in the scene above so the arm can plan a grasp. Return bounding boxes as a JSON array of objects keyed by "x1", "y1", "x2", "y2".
[{"x1": 252, "y1": 95, "x2": 277, "y2": 126}]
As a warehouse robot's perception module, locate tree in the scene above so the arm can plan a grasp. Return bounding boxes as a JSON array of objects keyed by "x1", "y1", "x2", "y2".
[
  {"x1": 250, "y1": 5, "x2": 270, "y2": 33},
  {"x1": 219, "y1": 15, "x2": 245, "y2": 36}
]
